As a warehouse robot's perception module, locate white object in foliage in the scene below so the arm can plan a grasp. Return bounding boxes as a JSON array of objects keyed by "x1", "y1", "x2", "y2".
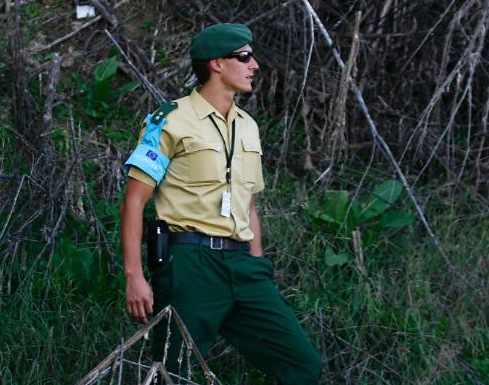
[{"x1": 76, "y1": 5, "x2": 95, "y2": 19}]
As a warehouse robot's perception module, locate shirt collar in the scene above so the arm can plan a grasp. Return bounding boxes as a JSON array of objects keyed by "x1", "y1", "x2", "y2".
[{"x1": 190, "y1": 88, "x2": 245, "y2": 122}]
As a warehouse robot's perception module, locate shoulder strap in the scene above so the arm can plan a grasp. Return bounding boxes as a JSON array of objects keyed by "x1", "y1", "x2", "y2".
[{"x1": 150, "y1": 101, "x2": 178, "y2": 125}]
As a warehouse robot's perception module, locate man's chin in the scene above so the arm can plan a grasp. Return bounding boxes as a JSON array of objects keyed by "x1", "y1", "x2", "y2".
[{"x1": 238, "y1": 84, "x2": 253, "y2": 93}]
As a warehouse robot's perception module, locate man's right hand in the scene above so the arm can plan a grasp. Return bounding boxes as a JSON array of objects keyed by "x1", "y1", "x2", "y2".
[{"x1": 126, "y1": 274, "x2": 154, "y2": 324}]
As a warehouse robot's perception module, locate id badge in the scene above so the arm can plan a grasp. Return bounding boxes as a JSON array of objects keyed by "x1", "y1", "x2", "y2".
[{"x1": 220, "y1": 191, "x2": 231, "y2": 217}]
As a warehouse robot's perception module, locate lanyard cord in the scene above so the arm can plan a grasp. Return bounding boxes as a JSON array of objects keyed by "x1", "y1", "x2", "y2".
[{"x1": 209, "y1": 115, "x2": 236, "y2": 185}]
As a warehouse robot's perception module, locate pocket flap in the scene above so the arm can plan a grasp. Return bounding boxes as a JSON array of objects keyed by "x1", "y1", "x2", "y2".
[
  {"x1": 241, "y1": 137, "x2": 262, "y2": 155},
  {"x1": 182, "y1": 138, "x2": 222, "y2": 153}
]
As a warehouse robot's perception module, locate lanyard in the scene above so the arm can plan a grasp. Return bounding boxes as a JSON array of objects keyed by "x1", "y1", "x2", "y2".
[{"x1": 209, "y1": 115, "x2": 236, "y2": 185}]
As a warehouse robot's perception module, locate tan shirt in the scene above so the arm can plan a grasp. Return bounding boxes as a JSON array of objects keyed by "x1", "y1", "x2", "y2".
[{"x1": 128, "y1": 89, "x2": 265, "y2": 241}]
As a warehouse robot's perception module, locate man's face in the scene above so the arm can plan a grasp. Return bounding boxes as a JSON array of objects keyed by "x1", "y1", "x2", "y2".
[{"x1": 218, "y1": 44, "x2": 259, "y2": 93}]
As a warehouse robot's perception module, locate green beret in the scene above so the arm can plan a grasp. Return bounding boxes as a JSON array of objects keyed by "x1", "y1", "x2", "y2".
[{"x1": 190, "y1": 23, "x2": 253, "y2": 61}]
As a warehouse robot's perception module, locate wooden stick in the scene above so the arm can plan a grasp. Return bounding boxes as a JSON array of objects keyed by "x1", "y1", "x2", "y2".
[
  {"x1": 42, "y1": 53, "x2": 62, "y2": 134},
  {"x1": 141, "y1": 362, "x2": 158, "y2": 385},
  {"x1": 0, "y1": 175, "x2": 25, "y2": 243},
  {"x1": 352, "y1": 229, "x2": 367, "y2": 278},
  {"x1": 157, "y1": 363, "x2": 175, "y2": 385},
  {"x1": 75, "y1": 307, "x2": 171, "y2": 385},
  {"x1": 171, "y1": 310, "x2": 222, "y2": 385},
  {"x1": 90, "y1": 0, "x2": 118, "y2": 28}
]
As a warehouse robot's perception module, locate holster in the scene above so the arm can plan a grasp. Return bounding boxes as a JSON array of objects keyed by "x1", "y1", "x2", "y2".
[{"x1": 146, "y1": 220, "x2": 171, "y2": 271}]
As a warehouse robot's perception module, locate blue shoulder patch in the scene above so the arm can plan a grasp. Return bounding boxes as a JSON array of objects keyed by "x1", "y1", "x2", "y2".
[{"x1": 124, "y1": 102, "x2": 178, "y2": 184}]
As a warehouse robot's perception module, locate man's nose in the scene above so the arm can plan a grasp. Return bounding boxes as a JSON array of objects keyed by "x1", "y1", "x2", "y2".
[{"x1": 250, "y1": 57, "x2": 259, "y2": 70}]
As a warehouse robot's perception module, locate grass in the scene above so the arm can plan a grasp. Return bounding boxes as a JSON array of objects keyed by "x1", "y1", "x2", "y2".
[
  {"x1": 1, "y1": 142, "x2": 489, "y2": 385},
  {"x1": 257, "y1": 172, "x2": 489, "y2": 384},
  {"x1": 0, "y1": 269, "x2": 135, "y2": 384}
]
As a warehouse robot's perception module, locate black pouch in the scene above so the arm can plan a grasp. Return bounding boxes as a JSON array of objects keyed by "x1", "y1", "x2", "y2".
[{"x1": 146, "y1": 220, "x2": 171, "y2": 270}]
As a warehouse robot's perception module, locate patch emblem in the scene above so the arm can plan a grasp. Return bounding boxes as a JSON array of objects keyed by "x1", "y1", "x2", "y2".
[{"x1": 146, "y1": 150, "x2": 158, "y2": 161}]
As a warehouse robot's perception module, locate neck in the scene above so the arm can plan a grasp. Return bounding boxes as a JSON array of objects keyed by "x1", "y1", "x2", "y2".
[{"x1": 198, "y1": 82, "x2": 235, "y2": 119}]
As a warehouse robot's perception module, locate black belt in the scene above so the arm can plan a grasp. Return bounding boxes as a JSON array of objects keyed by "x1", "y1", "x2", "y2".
[{"x1": 170, "y1": 232, "x2": 249, "y2": 251}]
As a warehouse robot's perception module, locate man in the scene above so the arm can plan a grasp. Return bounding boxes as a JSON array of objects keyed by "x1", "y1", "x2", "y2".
[{"x1": 120, "y1": 23, "x2": 321, "y2": 384}]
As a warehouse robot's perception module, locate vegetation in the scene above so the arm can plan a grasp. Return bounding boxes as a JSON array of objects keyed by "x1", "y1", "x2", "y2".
[{"x1": 1, "y1": 1, "x2": 489, "y2": 384}]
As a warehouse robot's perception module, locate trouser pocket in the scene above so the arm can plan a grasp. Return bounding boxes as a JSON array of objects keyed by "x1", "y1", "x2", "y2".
[
  {"x1": 150, "y1": 249, "x2": 175, "y2": 362},
  {"x1": 151, "y1": 257, "x2": 173, "y2": 308}
]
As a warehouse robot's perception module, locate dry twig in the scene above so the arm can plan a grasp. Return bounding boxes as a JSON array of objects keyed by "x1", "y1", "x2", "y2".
[
  {"x1": 42, "y1": 53, "x2": 62, "y2": 134},
  {"x1": 90, "y1": 0, "x2": 118, "y2": 28}
]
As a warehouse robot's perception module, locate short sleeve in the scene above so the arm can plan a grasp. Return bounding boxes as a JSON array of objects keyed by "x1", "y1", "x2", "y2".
[{"x1": 128, "y1": 166, "x2": 157, "y2": 188}]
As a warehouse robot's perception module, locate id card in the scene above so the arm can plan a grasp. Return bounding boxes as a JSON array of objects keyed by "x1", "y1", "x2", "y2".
[{"x1": 220, "y1": 191, "x2": 231, "y2": 217}]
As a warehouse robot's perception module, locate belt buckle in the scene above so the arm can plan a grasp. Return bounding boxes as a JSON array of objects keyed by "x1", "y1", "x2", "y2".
[{"x1": 210, "y1": 236, "x2": 223, "y2": 250}]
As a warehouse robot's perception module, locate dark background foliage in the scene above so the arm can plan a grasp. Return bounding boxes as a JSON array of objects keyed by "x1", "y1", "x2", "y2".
[{"x1": 1, "y1": 1, "x2": 489, "y2": 384}]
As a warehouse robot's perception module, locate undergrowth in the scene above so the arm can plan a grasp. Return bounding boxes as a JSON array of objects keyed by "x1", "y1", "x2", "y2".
[
  {"x1": 3, "y1": 166, "x2": 489, "y2": 384},
  {"x1": 261, "y1": 172, "x2": 489, "y2": 385}
]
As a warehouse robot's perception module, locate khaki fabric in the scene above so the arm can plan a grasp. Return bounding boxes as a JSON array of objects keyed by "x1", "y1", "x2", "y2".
[{"x1": 128, "y1": 89, "x2": 265, "y2": 241}]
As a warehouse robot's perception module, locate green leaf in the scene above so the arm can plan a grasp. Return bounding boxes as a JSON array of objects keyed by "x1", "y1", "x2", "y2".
[
  {"x1": 94, "y1": 79, "x2": 111, "y2": 103},
  {"x1": 324, "y1": 247, "x2": 350, "y2": 266},
  {"x1": 323, "y1": 190, "x2": 350, "y2": 224},
  {"x1": 318, "y1": 212, "x2": 337, "y2": 224},
  {"x1": 348, "y1": 200, "x2": 362, "y2": 227},
  {"x1": 113, "y1": 80, "x2": 140, "y2": 98},
  {"x1": 379, "y1": 210, "x2": 415, "y2": 229},
  {"x1": 373, "y1": 180, "x2": 403, "y2": 203},
  {"x1": 360, "y1": 180, "x2": 403, "y2": 221},
  {"x1": 94, "y1": 56, "x2": 119, "y2": 83}
]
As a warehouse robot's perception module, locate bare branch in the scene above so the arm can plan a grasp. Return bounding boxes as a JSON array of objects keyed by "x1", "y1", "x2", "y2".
[{"x1": 42, "y1": 53, "x2": 62, "y2": 134}]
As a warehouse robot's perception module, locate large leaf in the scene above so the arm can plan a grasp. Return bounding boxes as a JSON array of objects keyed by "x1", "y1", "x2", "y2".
[
  {"x1": 324, "y1": 247, "x2": 350, "y2": 266},
  {"x1": 348, "y1": 200, "x2": 362, "y2": 227},
  {"x1": 94, "y1": 78, "x2": 111, "y2": 104},
  {"x1": 323, "y1": 190, "x2": 350, "y2": 225},
  {"x1": 379, "y1": 210, "x2": 415, "y2": 229},
  {"x1": 94, "y1": 56, "x2": 119, "y2": 83},
  {"x1": 360, "y1": 180, "x2": 403, "y2": 221}
]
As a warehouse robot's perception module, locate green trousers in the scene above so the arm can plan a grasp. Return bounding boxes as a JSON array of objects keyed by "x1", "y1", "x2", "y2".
[{"x1": 151, "y1": 243, "x2": 321, "y2": 384}]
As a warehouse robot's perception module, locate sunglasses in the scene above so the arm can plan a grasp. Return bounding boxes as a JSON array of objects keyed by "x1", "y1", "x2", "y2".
[{"x1": 224, "y1": 51, "x2": 256, "y2": 63}]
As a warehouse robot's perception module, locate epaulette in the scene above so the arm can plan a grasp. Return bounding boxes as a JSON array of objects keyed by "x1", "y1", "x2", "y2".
[{"x1": 150, "y1": 101, "x2": 178, "y2": 125}]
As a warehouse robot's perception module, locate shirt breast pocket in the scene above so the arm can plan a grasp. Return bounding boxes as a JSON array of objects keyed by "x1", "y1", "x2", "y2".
[
  {"x1": 240, "y1": 137, "x2": 262, "y2": 184},
  {"x1": 182, "y1": 138, "x2": 224, "y2": 183}
]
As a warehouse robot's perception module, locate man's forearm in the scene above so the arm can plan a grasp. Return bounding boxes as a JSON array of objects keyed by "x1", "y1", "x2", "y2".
[
  {"x1": 120, "y1": 178, "x2": 155, "y2": 323},
  {"x1": 120, "y1": 196, "x2": 145, "y2": 278}
]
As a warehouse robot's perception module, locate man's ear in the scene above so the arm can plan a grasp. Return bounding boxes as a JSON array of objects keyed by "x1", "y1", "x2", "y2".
[{"x1": 208, "y1": 58, "x2": 223, "y2": 74}]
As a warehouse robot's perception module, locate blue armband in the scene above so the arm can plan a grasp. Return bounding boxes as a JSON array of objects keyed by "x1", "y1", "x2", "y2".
[{"x1": 125, "y1": 114, "x2": 170, "y2": 184}]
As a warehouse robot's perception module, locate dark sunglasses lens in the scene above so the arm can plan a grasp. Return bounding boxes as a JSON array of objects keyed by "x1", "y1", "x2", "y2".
[{"x1": 237, "y1": 52, "x2": 253, "y2": 63}]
